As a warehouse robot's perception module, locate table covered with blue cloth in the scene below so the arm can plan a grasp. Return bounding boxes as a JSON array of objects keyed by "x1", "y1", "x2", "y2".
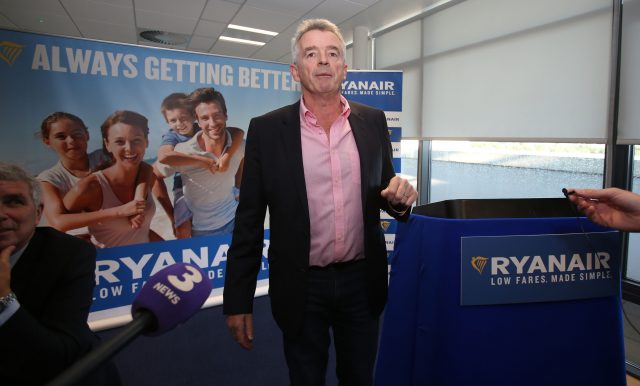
[{"x1": 374, "y1": 213, "x2": 626, "y2": 386}]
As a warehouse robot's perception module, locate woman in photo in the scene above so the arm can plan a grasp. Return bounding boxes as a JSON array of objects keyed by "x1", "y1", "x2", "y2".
[
  {"x1": 64, "y1": 110, "x2": 164, "y2": 247},
  {"x1": 37, "y1": 112, "x2": 148, "y2": 240}
]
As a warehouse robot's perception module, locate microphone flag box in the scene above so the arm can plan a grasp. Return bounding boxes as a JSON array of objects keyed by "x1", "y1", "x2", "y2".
[{"x1": 132, "y1": 263, "x2": 212, "y2": 335}]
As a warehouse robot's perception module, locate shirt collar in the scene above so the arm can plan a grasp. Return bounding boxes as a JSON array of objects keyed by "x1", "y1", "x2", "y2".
[
  {"x1": 10, "y1": 241, "x2": 30, "y2": 269},
  {"x1": 300, "y1": 95, "x2": 351, "y2": 130},
  {"x1": 194, "y1": 129, "x2": 233, "y2": 153}
]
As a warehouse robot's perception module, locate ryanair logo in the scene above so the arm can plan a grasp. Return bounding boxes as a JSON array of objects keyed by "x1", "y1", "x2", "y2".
[
  {"x1": 461, "y1": 233, "x2": 619, "y2": 305},
  {"x1": 0, "y1": 41, "x2": 24, "y2": 66},
  {"x1": 380, "y1": 220, "x2": 391, "y2": 232},
  {"x1": 471, "y1": 256, "x2": 488, "y2": 274}
]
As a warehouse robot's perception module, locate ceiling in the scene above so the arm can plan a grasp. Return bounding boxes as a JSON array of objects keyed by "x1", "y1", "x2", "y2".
[{"x1": 0, "y1": 0, "x2": 440, "y2": 64}]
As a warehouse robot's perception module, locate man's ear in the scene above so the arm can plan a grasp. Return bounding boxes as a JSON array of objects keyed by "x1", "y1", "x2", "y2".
[
  {"x1": 35, "y1": 203, "x2": 44, "y2": 225},
  {"x1": 290, "y1": 63, "x2": 300, "y2": 82}
]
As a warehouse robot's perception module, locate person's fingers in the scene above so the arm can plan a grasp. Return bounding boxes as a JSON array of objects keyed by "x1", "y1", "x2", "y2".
[
  {"x1": 245, "y1": 315, "x2": 254, "y2": 342},
  {"x1": 0, "y1": 245, "x2": 15, "y2": 264},
  {"x1": 402, "y1": 186, "x2": 418, "y2": 206},
  {"x1": 570, "y1": 187, "x2": 624, "y2": 201},
  {"x1": 0, "y1": 246, "x2": 16, "y2": 296},
  {"x1": 382, "y1": 177, "x2": 417, "y2": 208},
  {"x1": 381, "y1": 177, "x2": 403, "y2": 202},
  {"x1": 226, "y1": 315, "x2": 253, "y2": 350}
]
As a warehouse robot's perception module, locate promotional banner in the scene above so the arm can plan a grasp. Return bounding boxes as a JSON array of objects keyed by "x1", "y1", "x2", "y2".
[
  {"x1": 0, "y1": 29, "x2": 402, "y2": 329},
  {"x1": 342, "y1": 70, "x2": 403, "y2": 253},
  {"x1": 460, "y1": 231, "x2": 621, "y2": 305}
]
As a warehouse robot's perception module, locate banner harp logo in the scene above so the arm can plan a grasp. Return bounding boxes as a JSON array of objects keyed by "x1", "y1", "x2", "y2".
[{"x1": 0, "y1": 41, "x2": 25, "y2": 66}]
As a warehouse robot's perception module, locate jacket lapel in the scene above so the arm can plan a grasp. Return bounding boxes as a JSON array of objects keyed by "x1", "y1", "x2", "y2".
[
  {"x1": 10, "y1": 228, "x2": 43, "y2": 295},
  {"x1": 279, "y1": 102, "x2": 310, "y2": 220},
  {"x1": 348, "y1": 104, "x2": 370, "y2": 206}
]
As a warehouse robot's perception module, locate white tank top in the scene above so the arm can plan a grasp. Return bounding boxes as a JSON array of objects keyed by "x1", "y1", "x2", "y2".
[{"x1": 88, "y1": 170, "x2": 155, "y2": 248}]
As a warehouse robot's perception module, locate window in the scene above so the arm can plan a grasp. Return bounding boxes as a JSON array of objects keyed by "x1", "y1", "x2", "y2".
[
  {"x1": 429, "y1": 141, "x2": 605, "y2": 202},
  {"x1": 400, "y1": 139, "x2": 419, "y2": 191}
]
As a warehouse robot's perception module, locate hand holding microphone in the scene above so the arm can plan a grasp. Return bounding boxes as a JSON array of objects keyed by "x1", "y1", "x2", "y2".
[
  {"x1": 563, "y1": 187, "x2": 640, "y2": 232},
  {"x1": 48, "y1": 263, "x2": 212, "y2": 386}
]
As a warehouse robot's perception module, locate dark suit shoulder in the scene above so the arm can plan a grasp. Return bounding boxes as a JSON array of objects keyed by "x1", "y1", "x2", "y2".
[
  {"x1": 33, "y1": 227, "x2": 97, "y2": 262},
  {"x1": 35, "y1": 226, "x2": 93, "y2": 247},
  {"x1": 347, "y1": 99, "x2": 384, "y2": 115},
  {"x1": 252, "y1": 101, "x2": 299, "y2": 123}
]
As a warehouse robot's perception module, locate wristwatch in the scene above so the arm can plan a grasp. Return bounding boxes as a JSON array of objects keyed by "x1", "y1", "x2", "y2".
[{"x1": 0, "y1": 292, "x2": 16, "y2": 313}]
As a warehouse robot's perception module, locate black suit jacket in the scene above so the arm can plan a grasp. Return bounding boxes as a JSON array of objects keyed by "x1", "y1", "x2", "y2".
[
  {"x1": 0, "y1": 227, "x2": 99, "y2": 385},
  {"x1": 223, "y1": 100, "x2": 409, "y2": 336}
]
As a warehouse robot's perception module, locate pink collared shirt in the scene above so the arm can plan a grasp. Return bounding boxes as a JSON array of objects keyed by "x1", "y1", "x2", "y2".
[{"x1": 300, "y1": 96, "x2": 365, "y2": 267}]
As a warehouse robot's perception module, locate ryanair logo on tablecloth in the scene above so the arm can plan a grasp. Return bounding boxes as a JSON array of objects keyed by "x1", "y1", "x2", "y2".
[
  {"x1": 460, "y1": 232, "x2": 621, "y2": 306},
  {"x1": 0, "y1": 41, "x2": 24, "y2": 66},
  {"x1": 471, "y1": 256, "x2": 488, "y2": 274}
]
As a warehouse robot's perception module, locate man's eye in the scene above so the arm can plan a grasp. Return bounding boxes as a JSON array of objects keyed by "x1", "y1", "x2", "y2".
[{"x1": 4, "y1": 198, "x2": 25, "y2": 206}]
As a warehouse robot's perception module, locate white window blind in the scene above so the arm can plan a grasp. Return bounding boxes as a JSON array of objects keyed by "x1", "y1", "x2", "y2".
[
  {"x1": 618, "y1": 0, "x2": 640, "y2": 144},
  {"x1": 421, "y1": 0, "x2": 612, "y2": 141}
]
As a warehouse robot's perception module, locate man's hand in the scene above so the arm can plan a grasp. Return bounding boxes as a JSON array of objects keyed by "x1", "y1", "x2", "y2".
[
  {"x1": 129, "y1": 213, "x2": 145, "y2": 229},
  {"x1": 116, "y1": 199, "x2": 146, "y2": 218},
  {"x1": 201, "y1": 158, "x2": 219, "y2": 174},
  {"x1": 381, "y1": 176, "x2": 417, "y2": 208},
  {"x1": 0, "y1": 245, "x2": 15, "y2": 297},
  {"x1": 226, "y1": 313, "x2": 254, "y2": 350},
  {"x1": 217, "y1": 153, "x2": 231, "y2": 172}
]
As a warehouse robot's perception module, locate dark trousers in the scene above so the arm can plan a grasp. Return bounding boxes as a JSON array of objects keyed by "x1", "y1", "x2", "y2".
[{"x1": 283, "y1": 260, "x2": 379, "y2": 386}]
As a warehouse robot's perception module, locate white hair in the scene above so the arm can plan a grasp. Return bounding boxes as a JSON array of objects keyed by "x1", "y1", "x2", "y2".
[
  {"x1": 290, "y1": 19, "x2": 346, "y2": 64},
  {"x1": 0, "y1": 162, "x2": 42, "y2": 206}
]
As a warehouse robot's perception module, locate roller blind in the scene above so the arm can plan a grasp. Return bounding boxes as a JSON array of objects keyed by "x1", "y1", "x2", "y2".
[
  {"x1": 375, "y1": 21, "x2": 422, "y2": 138},
  {"x1": 618, "y1": 0, "x2": 640, "y2": 144},
  {"x1": 422, "y1": 0, "x2": 612, "y2": 141}
]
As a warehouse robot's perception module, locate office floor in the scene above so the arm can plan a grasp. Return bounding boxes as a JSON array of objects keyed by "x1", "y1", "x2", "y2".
[{"x1": 629, "y1": 374, "x2": 640, "y2": 386}]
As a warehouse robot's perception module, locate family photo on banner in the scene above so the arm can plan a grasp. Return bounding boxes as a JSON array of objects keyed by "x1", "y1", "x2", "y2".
[{"x1": 0, "y1": 27, "x2": 402, "y2": 328}]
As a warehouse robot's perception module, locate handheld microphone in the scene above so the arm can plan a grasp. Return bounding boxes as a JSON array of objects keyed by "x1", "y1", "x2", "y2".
[{"x1": 47, "y1": 263, "x2": 212, "y2": 386}]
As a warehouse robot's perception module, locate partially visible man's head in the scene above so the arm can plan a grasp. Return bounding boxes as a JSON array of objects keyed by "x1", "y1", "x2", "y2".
[
  {"x1": 291, "y1": 19, "x2": 346, "y2": 64},
  {"x1": 289, "y1": 19, "x2": 348, "y2": 96},
  {"x1": 0, "y1": 163, "x2": 43, "y2": 250}
]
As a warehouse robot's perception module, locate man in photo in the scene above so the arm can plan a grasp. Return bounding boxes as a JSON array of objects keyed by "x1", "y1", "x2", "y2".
[{"x1": 156, "y1": 88, "x2": 244, "y2": 237}]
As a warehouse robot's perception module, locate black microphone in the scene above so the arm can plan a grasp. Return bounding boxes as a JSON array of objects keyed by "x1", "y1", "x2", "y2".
[{"x1": 47, "y1": 263, "x2": 212, "y2": 386}]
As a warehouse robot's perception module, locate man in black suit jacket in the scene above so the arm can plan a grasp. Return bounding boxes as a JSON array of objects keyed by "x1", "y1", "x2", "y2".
[
  {"x1": 224, "y1": 19, "x2": 417, "y2": 386},
  {"x1": 0, "y1": 162, "x2": 115, "y2": 385}
]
